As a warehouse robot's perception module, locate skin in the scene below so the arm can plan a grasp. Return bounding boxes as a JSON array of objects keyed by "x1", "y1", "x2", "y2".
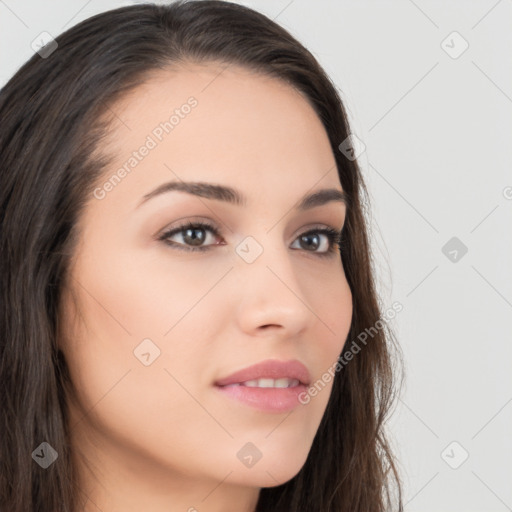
[{"x1": 58, "y1": 61, "x2": 353, "y2": 512}]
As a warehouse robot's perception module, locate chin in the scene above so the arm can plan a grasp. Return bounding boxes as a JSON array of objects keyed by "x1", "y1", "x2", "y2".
[{"x1": 229, "y1": 447, "x2": 310, "y2": 488}]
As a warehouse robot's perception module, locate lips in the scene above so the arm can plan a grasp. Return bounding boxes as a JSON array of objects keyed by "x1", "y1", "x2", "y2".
[{"x1": 214, "y1": 359, "x2": 311, "y2": 387}]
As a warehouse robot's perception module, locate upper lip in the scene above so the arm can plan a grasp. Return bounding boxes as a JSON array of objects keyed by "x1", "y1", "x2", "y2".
[{"x1": 215, "y1": 359, "x2": 311, "y2": 386}]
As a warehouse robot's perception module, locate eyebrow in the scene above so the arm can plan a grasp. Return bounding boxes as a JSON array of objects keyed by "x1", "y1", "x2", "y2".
[{"x1": 137, "y1": 181, "x2": 348, "y2": 211}]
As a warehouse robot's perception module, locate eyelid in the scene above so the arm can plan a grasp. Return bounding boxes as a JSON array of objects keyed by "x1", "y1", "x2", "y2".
[
  {"x1": 157, "y1": 215, "x2": 344, "y2": 237},
  {"x1": 157, "y1": 218, "x2": 345, "y2": 256}
]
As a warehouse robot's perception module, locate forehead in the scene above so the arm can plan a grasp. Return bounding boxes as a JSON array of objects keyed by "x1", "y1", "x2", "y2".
[{"x1": 93, "y1": 61, "x2": 341, "y2": 206}]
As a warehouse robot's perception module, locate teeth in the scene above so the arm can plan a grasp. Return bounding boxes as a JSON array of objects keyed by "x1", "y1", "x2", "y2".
[{"x1": 241, "y1": 378, "x2": 299, "y2": 388}]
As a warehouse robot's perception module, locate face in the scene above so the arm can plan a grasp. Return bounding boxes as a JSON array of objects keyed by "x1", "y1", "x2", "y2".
[{"x1": 59, "y1": 62, "x2": 353, "y2": 504}]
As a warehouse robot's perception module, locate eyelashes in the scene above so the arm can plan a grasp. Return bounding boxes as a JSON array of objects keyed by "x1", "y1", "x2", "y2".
[{"x1": 158, "y1": 220, "x2": 346, "y2": 258}]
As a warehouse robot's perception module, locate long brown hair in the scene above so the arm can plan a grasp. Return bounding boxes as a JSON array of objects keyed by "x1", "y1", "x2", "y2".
[{"x1": 0, "y1": 1, "x2": 403, "y2": 510}]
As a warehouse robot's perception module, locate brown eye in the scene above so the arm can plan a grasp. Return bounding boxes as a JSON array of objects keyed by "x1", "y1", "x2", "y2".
[
  {"x1": 159, "y1": 221, "x2": 222, "y2": 252},
  {"x1": 290, "y1": 227, "x2": 342, "y2": 257},
  {"x1": 159, "y1": 221, "x2": 343, "y2": 258}
]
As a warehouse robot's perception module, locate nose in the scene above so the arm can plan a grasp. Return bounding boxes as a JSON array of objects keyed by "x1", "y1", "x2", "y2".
[{"x1": 233, "y1": 239, "x2": 313, "y2": 339}]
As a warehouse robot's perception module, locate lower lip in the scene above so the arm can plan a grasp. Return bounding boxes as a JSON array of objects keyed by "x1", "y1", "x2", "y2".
[{"x1": 214, "y1": 383, "x2": 308, "y2": 413}]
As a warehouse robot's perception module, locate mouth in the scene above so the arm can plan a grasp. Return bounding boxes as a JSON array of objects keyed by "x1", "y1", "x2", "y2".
[
  {"x1": 214, "y1": 358, "x2": 311, "y2": 387},
  {"x1": 214, "y1": 359, "x2": 311, "y2": 413},
  {"x1": 218, "y1": 378, "x2": 302, "y2": 389}
]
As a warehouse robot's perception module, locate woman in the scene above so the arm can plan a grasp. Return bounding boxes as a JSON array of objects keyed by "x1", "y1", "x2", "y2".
[{"x1": 0, "y1": 1, "x2": 403, "y2": 510}]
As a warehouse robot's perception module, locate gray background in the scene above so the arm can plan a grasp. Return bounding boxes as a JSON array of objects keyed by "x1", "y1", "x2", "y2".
[{"x1": 1, "y1": 0, "x2": 511, "y2": 510}]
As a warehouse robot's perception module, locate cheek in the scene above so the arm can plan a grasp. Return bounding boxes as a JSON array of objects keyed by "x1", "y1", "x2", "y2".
[
  {"x1": 61, "y1": 244, "x2": 218, "y2": 396},
  {"x1": 60, "y1": 244, "x2": 231, "y2": 464},
  {"x1": 67, "y1": 231, "x2": 228, "y2": 350},
  {"x1": 304, "y1": 264, "x2": 353, "y2": 375},
  {"x1": 60, "y1": 276, "x2": 222, "y2": 475},
  {"x1": 95, "y1": 244, "x2": 231, "y2": 340}
]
